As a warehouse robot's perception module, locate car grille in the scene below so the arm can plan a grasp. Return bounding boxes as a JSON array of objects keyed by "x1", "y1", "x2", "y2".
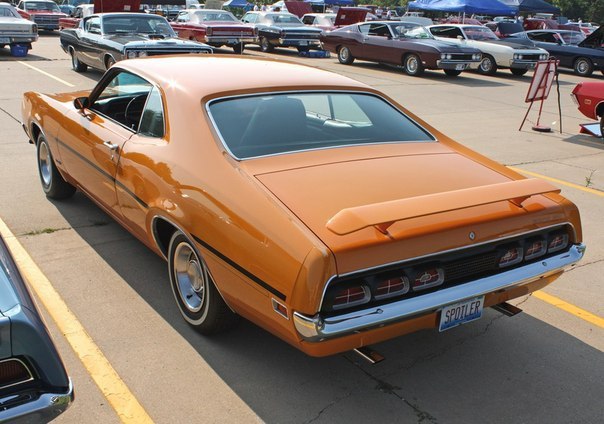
[
  {"x1": 283, "y1": 31, "x2": 320, "y2": 39},
  {"x1": 212, "y1": 30, "x2": 254, "y2": 36},
  {"x1": 521, "y1": 54, "x2": 542, "y2": 61},
  {"x1": 145, "y1": 49, "x2": 208, "y2": 56},
  {"x1": 32, "y1": 15, "x2": 59, "y2": 26},
  {"x1": 450, "y1": 54, "x2": 476, "y2": 61}
]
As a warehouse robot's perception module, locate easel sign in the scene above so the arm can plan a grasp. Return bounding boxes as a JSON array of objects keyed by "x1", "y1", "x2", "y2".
[{"x1": 520, "y1": 60, "x2": 561, "y2": 132}]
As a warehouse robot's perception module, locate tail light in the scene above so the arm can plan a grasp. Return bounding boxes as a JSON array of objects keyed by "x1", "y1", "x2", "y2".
[
  {"x1": 375, "y1": 275, "x2": 409, "y2": 300},
  {"x1": 498, "y1": 245, "x2": 523, "y2": 268},
  {"x1": 331, "y1": 285, "x2": 370, "y2": 310},
  {"x1": 548, "y1": 232, "x2": 569, "y2": 253},
  {"x1": 0, "y1": 359, "x2": 34, "y2": 389},
  {"x1": 524, "y1": 238, "x2": 547, "y2": 260},
  {"x1": 411, "y1": 267, "x2": 444, "y2": 291}
]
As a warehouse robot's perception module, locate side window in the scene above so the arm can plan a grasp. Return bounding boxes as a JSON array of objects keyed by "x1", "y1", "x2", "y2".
[
  {"x1": 430, "y1": 26, "x2": 458, "y2": 38},
  {"x1": 359, "y1": 24, "x2": 370, "y2": 36},
  {"x1": 368, "y1": 23, "x2": 391, "y2": 37},
  {"x1": 242, "y1": 13, "x2": 256, "y2": 23},
  {"x1": 176, "y1": 11, "x2": 188, "y2": 22},
  {"x1": 138, "y1": 87, "x2": 165, "y2": 138},
  {"x1": 85, "y1": 17, "x2": 101, "y2": 34},
  {"x1": 302, "y1": 16, "x2": 314, "y2": 25},
  {"x1": 89, "y1": 71, "x2": 153, "y2": 131}
]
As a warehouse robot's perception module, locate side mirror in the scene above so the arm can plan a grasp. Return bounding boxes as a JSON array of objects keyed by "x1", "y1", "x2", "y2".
[{"x1": 74, "y1": 96, "x2": 89, "y2": 110}]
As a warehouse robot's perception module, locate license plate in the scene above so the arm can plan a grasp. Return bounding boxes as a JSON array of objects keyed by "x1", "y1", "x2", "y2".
[
  {"x1": 439, "y1": 296, "x2": 484, "y2": 332},
  {"x1": 0, "y1": 37, "x2": 10, "y2": 43},
  {"x1": 299, "y1": 41, "x2": 308, "y2": 46},
  {"x1": 455, "y1": 64, "x2": 466, "y2": 70}
]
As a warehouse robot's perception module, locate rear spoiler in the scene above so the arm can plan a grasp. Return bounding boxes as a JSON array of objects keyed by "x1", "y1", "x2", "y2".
[{"x1": 326, "y1": 179, "x2": 560, "y2": 236}]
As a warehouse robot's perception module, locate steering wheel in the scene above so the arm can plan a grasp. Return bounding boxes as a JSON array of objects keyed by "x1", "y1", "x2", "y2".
[{"x1": 124, "y1": 94, "x2": 148, "y2": 130}]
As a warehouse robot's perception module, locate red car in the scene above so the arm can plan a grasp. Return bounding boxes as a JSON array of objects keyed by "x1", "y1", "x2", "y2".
[
  {"x1": 571, "y1": 81, "x2": 604, "y2": 136},
  {"x1": 16, "y1": 0, "x2": 67, "y2": 31},
  {"x1": 171, "y1": 9, "x2": 257, "y2": 54}
]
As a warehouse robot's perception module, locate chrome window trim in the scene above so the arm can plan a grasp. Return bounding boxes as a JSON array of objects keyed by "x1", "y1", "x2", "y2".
[
  {"x1": 0, "y1": 358, "x2": 34, "y2": 390},
  {"x1": 204, "y1": 89, "x2": 437, "y2": 161},
  {"x1": 317, "y1": 222, "x2": 577, "y2": 311}
]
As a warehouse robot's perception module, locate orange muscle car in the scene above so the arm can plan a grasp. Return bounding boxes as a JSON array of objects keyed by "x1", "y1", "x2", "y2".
[{"x1": 21, "y1": 56, "x2": 584, "y2": 357}]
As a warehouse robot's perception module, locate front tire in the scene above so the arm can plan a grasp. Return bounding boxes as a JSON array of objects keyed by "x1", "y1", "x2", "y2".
[
  {"x1": 478, "y1": 54, "x2": 497, "y2": 75},
  {"x1": 574, "y1": 57, "x2": 593, "y2": 77},
  {"x1": 36, "y1": 133, "x2": 76, "y2": 199},
  {"x1": 510, "y1": 68, "x2": 528, "y2": 76},
  {"x1": 600, "y1": 115, "x2": 604, "y2": 139},
  {"x1": 337, "y1": 46, "x2": 354, "y2": 65},
  {"x1": 105, "y1": 55, "x2": 116, "y2": 70},
  {"x1": 259, "y1": 36, "x2": 274, "y2": 53},
  {"x1": 70, "y1": 47, "x2": 87, "y2": 72},
  {"x1": 443, "y1": 69, "x2": 462, "y2": 77},
  {"x1": 404, "y1": 54, "x2": 424, "y2": 76},
  {"x1": 168, "y1": 232, "x2": 239, "y2": 334}
]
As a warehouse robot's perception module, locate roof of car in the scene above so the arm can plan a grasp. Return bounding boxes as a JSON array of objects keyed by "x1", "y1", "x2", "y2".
[{"x1": 116, "y1": 56, "x2": 369, "y2": 101}]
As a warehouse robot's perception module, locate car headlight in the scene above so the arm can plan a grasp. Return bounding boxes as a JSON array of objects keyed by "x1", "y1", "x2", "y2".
[
  {"x1": 126, "y1": 51, "x2": 148, "y2": 59},
  {"x1": 126, "y1": 51, "x2": 137, "y2": 59},
  {"x1": 440, "y1": 53, "x2": 446, "y2": 60},
  {"x1": 540, "y1": 54, "x2": 548, "y2": 60},
  {"x1": 138, "y1": 51, "x2": 148, "y2": 58},
  {"x1": 473, "y1": 53, "x2": 481, "y2": 60},
  {"x1": 514, "y1": 53, "x2": 522, "y2": 60},
  {"x1": 440, "y1": 53, "x2": 452, "y2": 60}
]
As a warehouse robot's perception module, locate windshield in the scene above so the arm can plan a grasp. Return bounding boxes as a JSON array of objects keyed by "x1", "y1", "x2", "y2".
[
  {"x1": 264, "y1": 14, "x2": 302, "y2": 24},
  {"x1": 464, "y1": 26, "x2": 499, "y2": 41},
  {"x1": 0, "y1": 5, "x2": 20, "y2": 18},
  {"x1": 208, "y1": 92, "x2": 434, "y2": 160},
  {"x1": 392, "y1": 23, "x2": 433, "y2": 39},
  {"x1": 23, "y1": 1, "x2": 61, "y2": 12},
  {"x1": 558, "y1": 31, "x2": 586, "y2": 44},
  {"x1": 195, "y1": 11, "x2": 237, "y2": 22},
  {"x1": 102, "y1": 15, "x2": 176, "y2": 36}
]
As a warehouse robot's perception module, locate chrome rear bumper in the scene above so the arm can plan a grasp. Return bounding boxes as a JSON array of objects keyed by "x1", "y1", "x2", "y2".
[
  {"x1": 0, "y1": 379, "x2": 73, "y2": 423},
  {"x1": 294, "y1": 244, "x2": 585, "y2": 342}
]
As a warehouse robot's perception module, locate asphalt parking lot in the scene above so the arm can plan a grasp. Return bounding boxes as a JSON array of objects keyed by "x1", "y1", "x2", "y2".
[{"x1": 1, "y1": 33, "x2": 603, "y2": 424}]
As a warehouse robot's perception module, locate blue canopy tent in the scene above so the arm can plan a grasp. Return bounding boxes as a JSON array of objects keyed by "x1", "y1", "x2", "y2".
[
  {"x1": 223, "y1": 0, "x2": 249, "y2": 7},
  {"x1": 408, "y1": 0, "x2": 516, "y2": 16},
  {"x1": 500, "y1": 0, "x2": 560, "y2": 14},
  {"x1": 322, "y1": 0, "x2": 354, "y2": 5}
]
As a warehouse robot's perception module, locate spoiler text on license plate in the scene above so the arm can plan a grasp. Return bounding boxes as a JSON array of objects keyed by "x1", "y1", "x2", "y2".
[{"x1": 439, "y1": 296, "x2": 484, "y2": 332}]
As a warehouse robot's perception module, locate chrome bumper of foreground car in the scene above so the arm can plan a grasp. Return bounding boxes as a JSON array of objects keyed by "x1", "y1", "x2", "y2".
[
  {"x1": 294, "y1": 244, "x2": 585, "y2": 342},
  {"x1": 0, "y1": 379, "x2": 74, "y2": 423},
  {"x1": 509, "y1": 59, "x2": 538, "y2": 69}
]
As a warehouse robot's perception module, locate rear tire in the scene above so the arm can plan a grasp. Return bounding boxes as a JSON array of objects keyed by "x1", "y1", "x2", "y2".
[
  {"x1": 297, "y1": 46, "x2": 310, "y2": 53},
  {"x1": 168, "y1": 232, "x2": 239, "y2": 334},
  {"x1": 478, "y1": 54, "x2": 497, "y2": 75},
  {"x1": 260, "y1": 36, "x2": 274, "y2": 53},
  {"x1": 36, "y1": 133, "x2": 76, "y2": 200},
  {"x1": 105, "y1": 55, "x2": 116, "y2": 70},
  {"x1": 444, "y1": 69, "x2": 462, "y2": 76},
  {"x1": 600, "y1": 115, "x2": 604, "y2": 139},
  {"x1": 70, "y1": 47, "x2": 87, "y2": 72},
  {"x1": 232, "y1": 43, "x2": 244, "y2": 54},
  {"x1": 574, "y1": 57, "x2": 593, "y2": 77},
  {"x1": 337, "y1": 46, "x2": 354, "y2": 65},
  {"x1": 404, "y1": 54, "x2": 424, "y2": 76},
  {"x1": 511, "y1": 68, "x2": 528, "y2": 76}
]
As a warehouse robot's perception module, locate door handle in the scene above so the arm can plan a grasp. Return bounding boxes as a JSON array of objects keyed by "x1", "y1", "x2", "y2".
[{"x1": 103, "y1": 141, "x2": 118, "y2": 151}]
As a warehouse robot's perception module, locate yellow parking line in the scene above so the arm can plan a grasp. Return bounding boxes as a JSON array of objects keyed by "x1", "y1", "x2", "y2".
[
  {"x1": 18, "y1": 61, "x2": 75, "y2": 87},
  {"x1": 508, "y1": 166, "x2": 604, "y2": 197},
  {"x1": 0, "y1": 218, "x2": 153, "y2": 424},
  {"x1": 534, "y1": 291, "x2": 604, "y2": 329}
]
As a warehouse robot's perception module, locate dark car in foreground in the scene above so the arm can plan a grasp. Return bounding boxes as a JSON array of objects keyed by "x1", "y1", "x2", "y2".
[
  {"x1": 60, "y1": 12, "x2": 211, "y2": 72},
  {"x1": 241, "y1": 11, "x2": 323, "y2": 53},
  {"x1": 321, "y1": 21, "x2": 482, "y2": 76},
  {"x1": 0, "y1": 234, "x2": 73, "y2": 422}
]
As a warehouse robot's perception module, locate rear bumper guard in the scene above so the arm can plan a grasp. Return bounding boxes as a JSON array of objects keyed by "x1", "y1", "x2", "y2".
[{"x1": 293, "y1": 244, "x2": 585, "y2": 342}]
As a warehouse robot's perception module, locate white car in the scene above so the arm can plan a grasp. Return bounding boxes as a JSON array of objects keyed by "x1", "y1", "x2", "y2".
[
  {"x1": 428, "y1": 24, "x2": 549, "y2": 76},
  {"x1": 0, "y1": 2, "x2": 37, "y2": 51}
]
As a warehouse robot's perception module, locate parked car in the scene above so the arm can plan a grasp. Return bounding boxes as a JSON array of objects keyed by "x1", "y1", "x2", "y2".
[
  {"x1": 428, "y1": 24, "x2": 549, "y2": 76},
  {"x1": 60, "y1": 12, "x2": 211, "y2": 73},
  {"x1": 571, "y1": 81, "x2": 604, "y2": 135},
  {"x1": 322, "y1": 21, "x2": 482, "y2": 77},
  {"x1": 0, "y1": 1, "x2": 38, "y2": 52},
  {"x1": 20, "y1": 55, "x2": 585, "y2": 357},
  {"x1": 171, "y1": 9, "x2": 257, "y2": 54},
  {"x1": 508, "y1": 29, "x2": 604, "y2": 77},
  {"x1": 241, "y1": 11, "x2": 323, "y2": 53},
  {"x1": 0, "y1": 233, "x2": 73, "y2": 422},
  {"x1": 16, "y1": 0, "x2": 67, "y2": 31},
  {"x1": 301, "y1": 13, "x2": 336, "y2": 32},
  {"x1": 58, "y1": 3, "x2": 93, "y2": 29}
]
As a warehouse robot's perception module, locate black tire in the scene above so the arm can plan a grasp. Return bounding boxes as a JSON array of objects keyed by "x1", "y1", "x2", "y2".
[
  {"x1": 259, "y1": 36, "x2": 274, "y2": 53},
  {"x1": 168, "y1": 232, "x2": 239, "y2": 334},
  {"x1": 443, "y1": 69, "x2": 462, "y2": 77},
  {"x1": 36, "y1": 133, "x2": 76, "y2": 199},
  {"x1": 511, "y1": 68, "x2": 528, "y2": 76},
  {"x1": 232, "y1": 43, "x2": 244, "y2": 54},
  {"x1": 404, "y1": 54, "x2": 424, "y2": 76},
  {"x1": 477, "y1": 54, "x2": 497, "y2": 75},
  {"x1": 574, "y1": 57, "x2": 593, "y2": 77},
  {"x1": 297, "y1": 46, "x2": 310, "y2": 53},
  {"x1": 70, "y1": 47, "x2": 87, "y2": 72},
  {"x1": 600, "y1": 115, "x2": 604, "y2": 139},
  {"x1": 105, "y1": 55, "x2": 116, "y2": 70},
  {"x1": 337, "y1": 46, "x2": 354, "y2": 65}
]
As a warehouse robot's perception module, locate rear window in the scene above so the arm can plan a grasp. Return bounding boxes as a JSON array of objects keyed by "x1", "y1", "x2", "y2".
[{"x1": 208, "y1": 92, "x2": 434, "y2": 159}]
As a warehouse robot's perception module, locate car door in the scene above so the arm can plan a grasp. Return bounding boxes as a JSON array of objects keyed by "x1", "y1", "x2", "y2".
[
  {"x1": 57, "y1": 70, "x2": 153, "y2": 218},
  {"x1": 530, "y1": 32, "x2": 575, "y2": 68},
  {"x1": 77, "y1": 15, "x2": 104, "y2": 69},
  {"x1": 360, "y1": 23, "x2": 397, "y2": 63}
]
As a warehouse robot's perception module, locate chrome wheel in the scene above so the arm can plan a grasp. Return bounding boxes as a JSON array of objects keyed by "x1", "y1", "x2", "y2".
[
  {"x1": 338, "y1": 46, "x2": 354, "y2": 64},
  {"x1": 38, "y1": 139, "x2": 52, "y2": 188},
  {"x1": 574, "y1": 58, "x2": 593, "y2": 77},
  {"x1": 173, "y1": 242, "x2": 207, "y2": 313},
  {"x1": 404, "y1": 54, "x2": 424, "y2": 76},
  {"x1": 407, "y1": 56, "x2": 418, "y2": 73}
]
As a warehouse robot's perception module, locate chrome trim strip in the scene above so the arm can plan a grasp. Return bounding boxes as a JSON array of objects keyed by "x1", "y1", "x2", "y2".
[
  {"x1": 0, "y1": 358, "x2": 34, "y2": 390},
  {"x1": 295, "y1": 244, "x2": 585, "y2": 341},
  {"x1": 318, "y1": 222, "x2": 577, "y2": 310},
  {"x1": 0, "y1": 378, "x2": 74, "y2": 423},
  {"x1": 204, "y1": 90, "x2": 437, "y2": 161}
]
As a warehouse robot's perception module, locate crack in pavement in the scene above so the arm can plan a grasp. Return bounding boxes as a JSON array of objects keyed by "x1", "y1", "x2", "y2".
[
  {"x1": 303, "y1": 391, "x2": 353, "y2": 424},
  {"x1": 507, "y1": 151, "x2": 604, "y2": 168},
  {"x1": 19, "y1": 221, "x2": 110, "y2": 237}
]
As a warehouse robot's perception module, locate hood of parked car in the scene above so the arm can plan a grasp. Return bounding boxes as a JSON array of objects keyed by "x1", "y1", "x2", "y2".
[
  {"x1": 579, "y1": 25, "x2": 603, "y2": 49},
  {"x1": 400, "y1": 38, "x2": 479, "y2": 53},
  {"x1": 478, "y1": 39, "x2": 543, "y2": 50},
  {"x1": 106, "y1": 34, "x2": 210, "y2": 49}
]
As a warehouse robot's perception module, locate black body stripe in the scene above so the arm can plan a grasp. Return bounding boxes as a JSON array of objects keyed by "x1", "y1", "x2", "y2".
[
  {"x1": 192, "y1": 234, "x2": 287, "y2": 301},
  {"x1": 56, "y1": 138, "x2": 148, "y2": 209}
]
